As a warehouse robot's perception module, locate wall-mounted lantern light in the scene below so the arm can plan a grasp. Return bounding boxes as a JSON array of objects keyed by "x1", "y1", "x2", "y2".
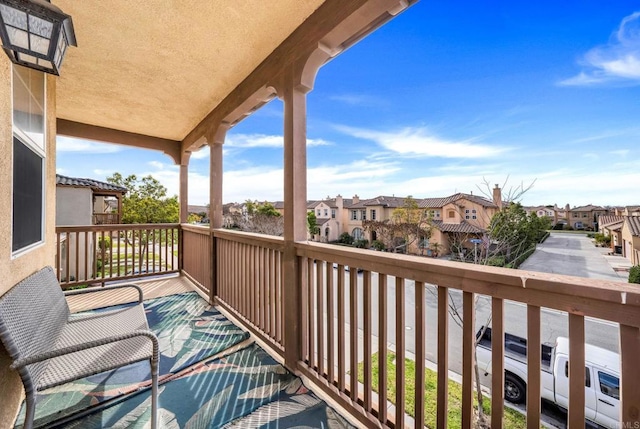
[{"x1": 0, "y1": 0, "x2": 76, "y2": 75}]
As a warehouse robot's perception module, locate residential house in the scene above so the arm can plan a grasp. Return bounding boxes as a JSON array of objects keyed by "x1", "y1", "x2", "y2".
[
  {"x1": 599, "y1": 215, "x2": 625, "y2": 253},
  {"x1": 621, "y1": 216, "x2": 640, "y2": 265},
  {"x1": 523, "y1": 204, "x2": 565, "y2": 227},
  {"x1": 567, "y1": 204, "x2": 610, "y2": 230},
  {"x1": 307, "y1": 195, "x2": 351, "y2": 242},
  {"x1": 347, "y1": 195, "x2": 407, "y2": 243},
  {"x1": 57, "y1": 174, "x2": 126, "y2": 225},
  {"x1": 2, "y1": 2, "x2": 639, "y2": 427},
  {"x1": 56, "y1": 174, "x2": 127, "y2": 282},
  {"x1": 422, "y1": 191, "x2": 500, "y2": 256}
]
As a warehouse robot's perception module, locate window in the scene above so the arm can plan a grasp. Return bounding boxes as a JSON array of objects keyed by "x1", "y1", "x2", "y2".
[
  {"x1": 472, "y1": 209, "x2": 477, "y2": 214},
  {"x1": 361, "y1": 210, "x2": 366, "y2": 220},
  {"x1": 448, "y1": 210, "x2": 455, "y2": 218},
  {"x1": 465, "y1": 209, "x2": 470, "y2": 214},
  {"x1": 582, "y1": 213, "x2": 588, "y2": 218},
  {"x1": 12, "y1": 65, "x2": 45, "y2": 254},
  {"x1": 564, "y1": 362, "x2": 591, "y2": 387},
  {"x1": 351, "y1": 210, "x2": 357, "y2": 220},
  {"x1": 324, "y1": 209, "x2": 328, "y2": 217},
  {"x1": 430, "y1": 210, "x2": 440, "y2": 219},
  {"x1": 352, "y1": 228, "x2": 363, "y2": 241},
  {"x1": 317, "y1": 209, "x2": 321, "y2": 216},
  {"x1": 371, "y1": 209, "x2": 376, "y2": 220},
  {"x1": 598, "y1": 372, "x2": 619, "y2": 400},
  {"x1": 331, "y1": 209, "x2": 336, "y2": 219}
]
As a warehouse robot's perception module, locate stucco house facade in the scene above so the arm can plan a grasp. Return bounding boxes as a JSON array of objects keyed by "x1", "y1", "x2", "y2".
[
  {"x1": 567, "y1": 204, "x2": 610, "y2": 230},
  {"x1": 621, "y1": 216, "x2": 640, "y2": 265},
  {"x1": 55, "y1": 175, "x2": 126, "y2": 282}
]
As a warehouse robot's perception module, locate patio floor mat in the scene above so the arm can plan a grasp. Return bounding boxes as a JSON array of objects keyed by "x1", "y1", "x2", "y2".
[
  {"x1": 18, "y1": 292, "x2": 249, "y2": 428},
  {"x1": 57, "y1": 343, "x2": 355, "y2": 429}
]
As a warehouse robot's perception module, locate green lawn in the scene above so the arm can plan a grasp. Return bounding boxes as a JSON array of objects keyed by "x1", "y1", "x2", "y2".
[{"x1": 357, "y1": 352, "x2": 527, "y2": 428}]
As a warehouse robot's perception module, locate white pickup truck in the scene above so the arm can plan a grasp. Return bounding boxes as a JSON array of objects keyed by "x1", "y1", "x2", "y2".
[{"x1": 476, "y1": 327, "x2": 621, "y2": 428}]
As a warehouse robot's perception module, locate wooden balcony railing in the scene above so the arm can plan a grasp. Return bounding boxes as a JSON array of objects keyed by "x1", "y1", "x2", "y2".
[
  {"x1": 55, "y1": 223, "x2": 180, "y2": 289},
  {"x1": 56, "y1": 225, "x2": 640, "y2": 427},
  {"x1": 181, "y1": 224, "x2": 213, "y2": 296},
  {"x1": 204, "y1": 231, "x2": 640, "y2": 429},
  {"x1": 92, "y1": 212, "x2": 121, "y2": 225}
]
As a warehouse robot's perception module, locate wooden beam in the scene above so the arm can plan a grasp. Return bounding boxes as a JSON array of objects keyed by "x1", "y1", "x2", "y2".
[{"x1": 57, "y1": 119, "x2": 182, "y2": 164}]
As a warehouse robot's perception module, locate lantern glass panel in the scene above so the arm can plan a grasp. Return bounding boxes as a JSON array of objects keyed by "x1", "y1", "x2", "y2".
[
  {"x1": 28, "y1": 14, "x2": 52, "y2": 38},
  {"x1": 7, "y1": 25, "x2": 28, "y2": 49},
  {"x1": 0, "y1": 4, "x2": 27, "y2": 30}
]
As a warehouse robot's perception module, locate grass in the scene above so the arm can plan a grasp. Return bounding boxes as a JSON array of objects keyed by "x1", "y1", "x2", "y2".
[{"x1": 357, "y1": 352, "x2": 527, "y2": 428}]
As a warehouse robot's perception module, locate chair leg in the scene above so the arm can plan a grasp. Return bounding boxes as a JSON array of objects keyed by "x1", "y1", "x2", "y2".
[
  {"x1": 150, "y1": 358, "x2": 159, "y2": 429},
  {"x1": 23, "y1": 393, "x2": 36, "y2": 429}
]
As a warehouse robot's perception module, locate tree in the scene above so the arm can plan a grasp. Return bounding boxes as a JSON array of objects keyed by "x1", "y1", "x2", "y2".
[
  {"x1": 187, "y1": 213, "x2": 202, "y2": 224},
  {"x1": 307, "y1": 211, "x2": 320, "y2": 239},
  {"x1": 107, "y1": 173, "x2": 179, "y2": 224},
  {"x1": 230, "y1": 200, "x2": 284, "y2": 236}
]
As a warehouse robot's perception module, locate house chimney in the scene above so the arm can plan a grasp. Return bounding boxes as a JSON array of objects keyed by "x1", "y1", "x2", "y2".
[
  {"x1": 352, "y1": 194, "x2": 359, "y2": 204},
  {"x1": 492, "y1": 184, "x2": 502, "y2": 210},
  {"x1": 336, "y1": 194, "x2": 343, "y2": 209}
]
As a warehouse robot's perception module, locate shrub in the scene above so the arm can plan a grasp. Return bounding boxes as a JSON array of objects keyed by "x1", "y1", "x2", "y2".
[
  {"x1": 629, "y1": 266, "x2": 640, "y2": 284},
  {"x1": 538, "y1": 231, "x2": 550, "y2": 243},
  {"x1": 486, "y1": 256, "x2": 506, "y2": 267},
  {"x1": 338, "y1": 232, "x2": 354, "y2": 245},
  {"x1": 353, "y1": 239, "x2": 369, "y2": 249},
  {"x1": 371, "y1": 240, "x2": 385, "y2": 251},
  {"x1": 510, "y1": 245, "x2": 536, "y2": 269}
]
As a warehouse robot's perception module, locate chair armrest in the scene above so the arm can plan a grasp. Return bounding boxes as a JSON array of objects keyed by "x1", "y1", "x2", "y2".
[
  {"x1": 64, "y1": 283, "x2": 144, "y2": 303},
  {"x1": 11, "y1": 330, "x2": 159, "y2": 370}
]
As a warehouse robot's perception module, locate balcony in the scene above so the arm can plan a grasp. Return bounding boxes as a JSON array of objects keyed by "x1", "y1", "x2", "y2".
[{"x1": 51, "y1": 222, "x2": 640, "y2": 428}]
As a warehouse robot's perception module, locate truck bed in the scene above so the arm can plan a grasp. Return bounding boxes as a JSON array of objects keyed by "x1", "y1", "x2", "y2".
[{"x1": 477, "y1": 326, "x2": 553, "y2": 371}]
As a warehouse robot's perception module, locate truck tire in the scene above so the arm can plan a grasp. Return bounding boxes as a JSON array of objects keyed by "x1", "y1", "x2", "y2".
[{"x1": 504, "y1": 373, "x2": 526, "y2": 404}]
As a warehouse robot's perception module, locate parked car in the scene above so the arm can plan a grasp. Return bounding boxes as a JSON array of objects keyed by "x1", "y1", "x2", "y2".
[{"x1": 476, "y1": 327, "x2": 620, "y2": 429}]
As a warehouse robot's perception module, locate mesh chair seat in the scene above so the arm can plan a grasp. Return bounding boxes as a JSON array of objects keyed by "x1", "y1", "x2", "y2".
[{"x1": 35, "y1": 305, "x2": 153, "y2": 391}]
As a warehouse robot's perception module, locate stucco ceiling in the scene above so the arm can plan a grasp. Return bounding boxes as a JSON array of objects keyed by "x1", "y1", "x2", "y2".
[{"x1": 54, "y1": 0, "x2": 325, "y2": 141}]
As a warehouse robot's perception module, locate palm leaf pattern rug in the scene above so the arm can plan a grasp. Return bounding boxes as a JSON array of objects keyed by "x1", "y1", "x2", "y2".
[
  {"x1": 17, "y1": 292, "x2": 249, "y2": 428},
  {"x1": 60, "y1": 343, "x2": 354, "y2": 429}
]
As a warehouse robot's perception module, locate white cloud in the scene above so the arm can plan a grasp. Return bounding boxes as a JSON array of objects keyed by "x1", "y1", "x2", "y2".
[
  {"x1": 334, "y1": 125, "x2": 507, "y2": 158},
  {"x1": 226, "y1": 133, "x2": 331, "y2": 149},
  {"x1": 56, "y1": 167, "x2": 67, "y2": 174},
  {"x1": 560, "y1": 11, "x2": 640, "y2": 86},
  {"x1": 328, "y1": 93, "x2": 386, "y2": 107},
  {"x1": 148, "y1": 160, "x2": 165, "y2": 169},
  {"x1": 190, "y1": 146, "x2": 210, "y2": 159},
  {"x1": 56, "y1": 136, "x2": 124, "y2": 153},
  {"x1": 610, "y1": 149, "x2": 630, "y2": 156}
]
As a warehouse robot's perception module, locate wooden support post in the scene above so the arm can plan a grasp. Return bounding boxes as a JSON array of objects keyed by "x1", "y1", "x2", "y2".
[
  {"x1": 179, "y1": 162, "x2": 189, "y2": 224},
  {"x1": 281, "y1": 66, "x2": 308, "y2": 371}
]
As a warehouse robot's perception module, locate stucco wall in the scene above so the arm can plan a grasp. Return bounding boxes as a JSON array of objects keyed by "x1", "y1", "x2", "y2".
[
  {"x1": 56, "y1": 186, "x2": 92, "y2": 225},
  {"x1": 0, "y1": 57, "x2": 57, "y2": 427}
]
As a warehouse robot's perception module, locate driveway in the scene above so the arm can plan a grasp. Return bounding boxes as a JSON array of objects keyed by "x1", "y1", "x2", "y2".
[{"x1": 519, "y1": 232, "x2": 630, "y2": 281}]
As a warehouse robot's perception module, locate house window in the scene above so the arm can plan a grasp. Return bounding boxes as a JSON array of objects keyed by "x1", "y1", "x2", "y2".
[
  {"x1": 430, "y1": 210, "x2": 440, "y2": 218},
  {"x1": 371, "y1": 209, "x2": 376, "y2": 220},
  {"x1": 361, "y1": 210, "x2": 366, "y2": 221},
  {"x1": 448, "y1": 210, "x2": 455, "y2": 218},
  {"x1": 472, "y1": 209, "x2": 477, "y2": 214},
  {"x1": 465, "y1": 209, "x2": 470, "y2": 214},
  {"x1": 317, "y1": 209, "x2": 321, "y2": 216},
  {"x1": 351, "y1": 210, "x2": 357, "y2": 220},
  {"x1": 331, "y1": 209, "x2": 336, "y2": 219},
  {"x1": 582, "y1": 213, "x2": 588, "y2": 218},
  {"x1": 12, "y1": 65, "x2": 45, "y2": 255},
  {"x1": 324, "y1": 209, "x2": 328, "y2": 217},
  {"x1": 352, "y1": 228, "x2": 363, "y2": 241}
]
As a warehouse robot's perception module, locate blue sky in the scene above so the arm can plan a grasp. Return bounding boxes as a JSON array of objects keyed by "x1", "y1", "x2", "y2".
[{"x1": 57, "y1": 2, "x2": 640, "y2": 207}]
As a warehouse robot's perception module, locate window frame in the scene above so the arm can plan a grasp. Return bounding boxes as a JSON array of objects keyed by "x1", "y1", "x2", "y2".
[{"x1": 11, "y1": 65, "x2": 46, "y2": 258}]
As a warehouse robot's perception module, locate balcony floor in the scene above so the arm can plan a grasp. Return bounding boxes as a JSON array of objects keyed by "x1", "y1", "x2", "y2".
[{"x1": 19, "y1": 275, "x2": 355, "y2": 429}]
